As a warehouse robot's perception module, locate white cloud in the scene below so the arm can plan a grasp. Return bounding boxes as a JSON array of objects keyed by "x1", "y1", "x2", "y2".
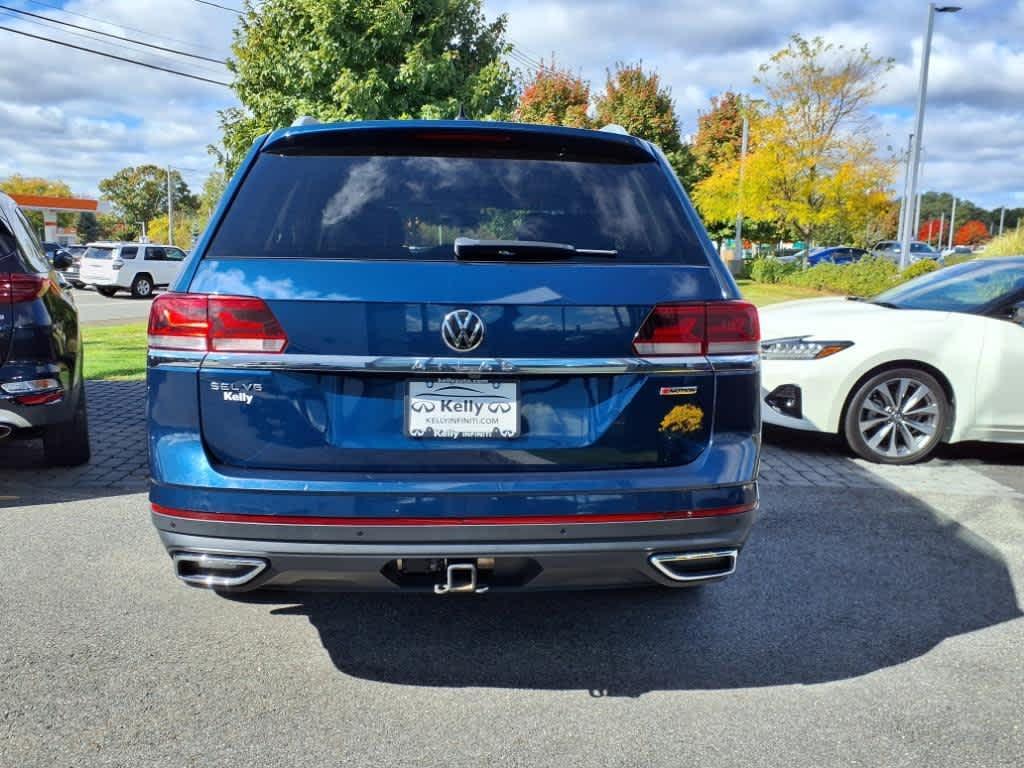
[
  {"x1": 492, "y1": 0, "x2": 1024, "y2": 208},
  {"x1": 0, "y1": 0, "x2": 1020, "y2": 210}
]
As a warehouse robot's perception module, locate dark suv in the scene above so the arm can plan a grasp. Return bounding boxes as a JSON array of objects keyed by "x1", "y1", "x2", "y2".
[
  {"x1": 0, "y1": 192, "x2": 90, "y2": 465},
  {"x1": 147, "y1": 120, "x2": 760, "y2": 594}
]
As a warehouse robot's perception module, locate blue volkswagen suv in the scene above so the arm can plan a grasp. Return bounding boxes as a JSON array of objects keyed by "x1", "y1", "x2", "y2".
[{"x1": 147, "y1": 120, "x2": 761, "y2": 594}]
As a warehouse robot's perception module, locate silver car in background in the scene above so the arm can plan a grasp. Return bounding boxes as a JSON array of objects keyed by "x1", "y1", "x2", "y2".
[{"x1": 871, "y1": 240, "x2": 944, "y2": 265}]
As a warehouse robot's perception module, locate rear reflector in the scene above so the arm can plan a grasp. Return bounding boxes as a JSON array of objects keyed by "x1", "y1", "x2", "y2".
[
  {"x1": 0, "y1": 273, "x2": 51, "y2": 304},
  {"x1": 148, "y1": 294, "x2": 288, "y2": 353},
  {"x1": 633, "y1": 301, "x2": 759, "y2": 356},
  {"x1": 1, "y1": 377, "x2": 64, "y2": 405},
  {"x1": 151, "y1": 502, "x2": 755, "y2": 526}
]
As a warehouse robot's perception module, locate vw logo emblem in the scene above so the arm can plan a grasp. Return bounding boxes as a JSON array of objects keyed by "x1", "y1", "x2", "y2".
[{"x1": 441, "y1": 309, "x2": 485, "y2": 352}]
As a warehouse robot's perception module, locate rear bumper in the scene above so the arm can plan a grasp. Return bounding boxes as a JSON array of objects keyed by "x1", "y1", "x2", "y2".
[
  {"x1": 0, "y1": 369, "x2": 80, "y2": 430},
  {"x1": 153, "y1": 504, "x2": 757, "y2": 592}
]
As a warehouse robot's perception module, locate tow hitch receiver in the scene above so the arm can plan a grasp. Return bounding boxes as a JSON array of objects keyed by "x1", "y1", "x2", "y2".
[{"x1": 434, "y1": 562, "x2": 489, "y2": 595}]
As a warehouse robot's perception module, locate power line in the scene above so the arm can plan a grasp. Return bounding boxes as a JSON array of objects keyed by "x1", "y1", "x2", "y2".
[
  {"x1": 193, "y1": 0, "x2": 243, "y2": 12},
  {"x1": 25, "y1": 0, "x2": 225, "y2": 56},
  {"x1": 0, "y1": 10, "x2": 228, "y2": 78},
  {"x1": 0, "y1": 5, "x2": 225, "y2": 64},
  {"x1": 0, "y1": 25, "x2": 231, "y2": 86}
]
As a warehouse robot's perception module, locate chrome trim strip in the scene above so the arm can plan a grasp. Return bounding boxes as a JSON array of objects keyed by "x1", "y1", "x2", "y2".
[
  {"x1": 148, "y1": 350, "x2": 206, "y2": 370},
  {"x1": 199, "y1": 354, "x2": 715, "y2": 375},
  {"x1": 649, "y1": 549, "x2": 738, "y2": 582},
  {"x1": 707, "y1": 353, "x2": 760, "y2": 372},
  {"x1": 172, "y1": 552, "x2": 267, "y2": 588}
]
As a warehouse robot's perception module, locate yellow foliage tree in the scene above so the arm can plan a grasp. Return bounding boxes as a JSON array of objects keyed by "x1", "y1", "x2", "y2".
[
  {"x1": 146, "y1": 214, "x2": 199, "y2": 248},
  {"x1": 693, "y1": 36, "x2": 895, "y2": 247}
]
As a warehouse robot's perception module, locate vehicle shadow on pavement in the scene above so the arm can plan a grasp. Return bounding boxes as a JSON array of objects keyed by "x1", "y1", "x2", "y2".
[
  {"x1": 0, "y1": 381, "x2": 148, "y2": 507},
  {"x1": 253, "y1": 486, "x2": 1021, "y2": 695}
]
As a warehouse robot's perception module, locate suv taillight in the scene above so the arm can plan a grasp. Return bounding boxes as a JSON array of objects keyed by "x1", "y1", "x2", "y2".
[
  {"x1": 633, "y1": 301, "x2": 759, "y2": 356},
  {"x1": 0, "y1": 273, "x2": 51, "y2": 304},
  {"x1": 148, "y1": 294, "x2": 288, "y2": 353}
]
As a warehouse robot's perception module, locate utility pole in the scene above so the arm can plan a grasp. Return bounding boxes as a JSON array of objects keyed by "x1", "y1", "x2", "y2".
[
  {"x1": 900, "y1": 3, "x2": 963, "y2": 269},
  {"x1": 913, "y1": 151, "x2": 925, "y2": 241},
  {"x1": 999, "y1": 206, "x2": 1006, "y2": 236},
  {"x1": 937, "y1": 212, "x2": 944, "y2": 248},
  {"x1": 167, "y1": 166, "x2": 174, "y2": 246},
  {"x1": 734, "y1": 114, "x2": 750, "y2": 266},
  {"x1": 897, "y1": 133, "x2": 914, "y2": 243},
  {"x1": 948, "y1": 196, "x2": 957, "y2": 250}
]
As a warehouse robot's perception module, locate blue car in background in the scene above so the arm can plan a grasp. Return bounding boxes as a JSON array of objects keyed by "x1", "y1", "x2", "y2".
[
  {"x1": 146, "y1": 120, "x2": 761, "y2": 594},
  {"x1": 805, "y1": 246, "x2": 870, "y2": 266}
]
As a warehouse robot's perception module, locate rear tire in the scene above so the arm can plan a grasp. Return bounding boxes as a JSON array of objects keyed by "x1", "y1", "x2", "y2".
[
  {"x1": 130, "y1": 274, "x2": 154, "y2": 299},
  {"x1": 43, "y1": 390, "x2": 91, "y2": 467},
  {"x1": 96, "y1": 286, "x2": 118, "y2": 297},
  {"x1": 843, "y1": 367, "x2": 949, "y2": 465}
]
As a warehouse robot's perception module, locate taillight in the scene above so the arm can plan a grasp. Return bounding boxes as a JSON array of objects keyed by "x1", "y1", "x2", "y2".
[
  {"x1": 148, "y1": 294, "x2": 288, "y2": 353},
  {"x1": 706, "y1": 302, "x2": 760, "y2": 354},
  {"x1": 633, "y1": 301, "x2": 759, "y2": 356},
  {"x1": 111, "y1": 259, "x2": 124, "y2": 270},
  {"x1": 208, "y1": 297, "x2": 288, "y2": 352},
  {"x1": 0, "y1": 273, "x2": 51, "y2": 303}
]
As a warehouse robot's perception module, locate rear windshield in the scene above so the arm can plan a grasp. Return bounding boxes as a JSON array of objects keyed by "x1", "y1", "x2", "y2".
[
  {"x1": 84, "y1": 246, "x2": 114, "y2": 260},
  {"x1": 206, "y1": 151, "x2": 704, "y2": 264}
]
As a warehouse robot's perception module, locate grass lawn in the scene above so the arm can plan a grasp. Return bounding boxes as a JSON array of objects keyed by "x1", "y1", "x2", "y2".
[
  {"x1": 79, "y1": 282, "x2": 833, "y2": 380},
  {"x1": 83, "y1": 323, "x2": 148, "y2": 381},
  {"x1": 736, "y1": 279, "x2": 834, "y2": 306}
]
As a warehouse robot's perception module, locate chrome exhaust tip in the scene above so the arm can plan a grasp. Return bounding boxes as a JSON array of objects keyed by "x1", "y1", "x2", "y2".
[
  {"x1": 172, "y1": 552, "x2": 268, "y2": 589},
  {"x1": 649, "y1": 549, "x2": 738, "y2": 583},
  {"x1": 0, "y1": 424, "x2": 12, "y2": 440}
]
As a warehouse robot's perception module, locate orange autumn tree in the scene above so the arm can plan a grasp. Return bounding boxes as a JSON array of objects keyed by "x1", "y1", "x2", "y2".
[
  {"x1": 954, "y1": 219, "x2": 989, "y2": 246},
  {"x1": 513, "y1": 61, "x2": 592, "y2": 128},
  {"x1": 917, "y1": 218, "x2": 945, "y2": 243}
]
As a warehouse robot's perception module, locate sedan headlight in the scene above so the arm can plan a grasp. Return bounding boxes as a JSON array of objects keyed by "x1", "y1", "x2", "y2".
[{"x1": 761, "y1": 337, "x2": 853, "y2": 360}]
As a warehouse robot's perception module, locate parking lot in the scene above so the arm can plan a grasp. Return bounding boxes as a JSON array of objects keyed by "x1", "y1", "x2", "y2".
[
  {"x1": 2, "y1": 382, "x2": 1022, "y2": 766},
  {"x1": 72, "y1": 286, "x2": 157, "y2": 327}
]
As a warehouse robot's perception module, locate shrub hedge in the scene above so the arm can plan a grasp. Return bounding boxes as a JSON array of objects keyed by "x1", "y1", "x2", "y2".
[{"x1": 745, "y1": 255, "x2": 949, "y2": 297}]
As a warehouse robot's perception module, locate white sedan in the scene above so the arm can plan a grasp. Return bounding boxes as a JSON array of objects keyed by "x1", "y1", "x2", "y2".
[{"x1": 759, "y1": 258, "x2": 1024, "y2": 463}]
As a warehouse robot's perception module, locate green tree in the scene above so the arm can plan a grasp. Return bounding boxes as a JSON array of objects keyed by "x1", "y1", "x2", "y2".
[
  {"x1": 77, "y1": 212, "x2": 105, "y2": 243},
  {"x1": 593, "y1": 62, "x2": 695, "y2": 189},
  {"x1": 692, "y1": 92, "x2": 745, "y2": 178},
  {"x1": 0, "y1": 174, "x2": 75, "y2": 233},
  {"x1": 694, "y1": 36, "x2": 895, "y2": 247},
  {"x1": 219, "y1": 0, "x2": 518, "y2": 173},
  {"x1": 198, "y1": 170, "x2": 227, "y2": 220},
  {"x1": 98, "y1": 165, "x2": 198, "y2": 229},
  {"x1": 513, "y1": 61, "x2": 591, "y2": 128}
]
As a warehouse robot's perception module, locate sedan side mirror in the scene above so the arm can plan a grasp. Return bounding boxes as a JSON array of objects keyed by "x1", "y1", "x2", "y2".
[
  {"x1": 53, "y1": 249, "x2": 73, "y2": 270},
  {"x1": 1011, "y1": 301, "x2": 1024, "y2": 326}
]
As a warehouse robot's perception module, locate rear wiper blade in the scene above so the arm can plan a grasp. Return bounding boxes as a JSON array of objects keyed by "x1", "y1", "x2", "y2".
[{"x1": 453, "y1": 237, "x2": 617, "y2": 262}]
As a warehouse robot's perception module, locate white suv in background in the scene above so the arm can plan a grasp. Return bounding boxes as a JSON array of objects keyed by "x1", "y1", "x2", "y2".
[{"x1": 79, "y1": 242, "x2": 187, "y2": 298}]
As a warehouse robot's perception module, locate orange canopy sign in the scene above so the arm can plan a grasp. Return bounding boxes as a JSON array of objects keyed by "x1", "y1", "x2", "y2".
[{"x1": 9, "y1": 193, "x2": 99, "y2": 213}]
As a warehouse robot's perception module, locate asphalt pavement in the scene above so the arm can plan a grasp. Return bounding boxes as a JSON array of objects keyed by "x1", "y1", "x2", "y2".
[
  {"x1": 72, "y1": 286, "x2": 156, "y2": 326},
  {"x1": 2, "y1": 478, "x2": 1022, "y2": 765}
]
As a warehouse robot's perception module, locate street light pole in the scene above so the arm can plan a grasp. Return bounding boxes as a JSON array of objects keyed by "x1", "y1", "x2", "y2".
[
  {"x1": 999, "y1": 206, "x2": 1006, "y2": 236},
  {"x1": 167, "y1": 166, "x2": 173, "y2": 246},
  {"x1": 735, "y1": 114, "x2": 750, "y2": 265},
  {"x1": 899, "y1": 3, "x2": 962, "y2": 270},
  {"x1": 897, "y1": 133, "x2": 914, "y2": 242},
  {"x1": 948, "y1": 195, "x2": 957, "y2": 250}
]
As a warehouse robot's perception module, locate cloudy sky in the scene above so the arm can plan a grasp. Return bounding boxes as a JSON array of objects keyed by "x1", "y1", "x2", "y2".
[{"x1": 0, "y1": 0, "x2": 1020, "y2": 208}]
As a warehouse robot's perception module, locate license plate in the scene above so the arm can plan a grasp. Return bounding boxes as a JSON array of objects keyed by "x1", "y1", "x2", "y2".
[{"x1": 406, "y1": 379, "x2": 519, "y2": 439}]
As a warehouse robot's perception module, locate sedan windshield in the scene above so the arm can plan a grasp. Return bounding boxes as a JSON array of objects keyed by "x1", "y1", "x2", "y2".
[{"x1": 872, "y1": 260, "x2": 1024, "y2": 312}]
